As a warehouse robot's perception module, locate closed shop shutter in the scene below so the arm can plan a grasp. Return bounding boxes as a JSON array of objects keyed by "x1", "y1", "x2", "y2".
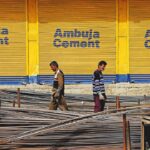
[
  {"x1": 38, "y1": 0, "x2": 116, "y2": 76},
  {"x1": 129, "y1": 0, "x2": 150, "y2": 74},
  {"x1": 0, "y1": 0, "x2": 27, "y2": 76}
]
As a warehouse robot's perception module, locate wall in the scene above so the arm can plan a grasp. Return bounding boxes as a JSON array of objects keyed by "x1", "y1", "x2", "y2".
[{"x1": 0, "y1": 0, "x2": 150, "y2": 84}]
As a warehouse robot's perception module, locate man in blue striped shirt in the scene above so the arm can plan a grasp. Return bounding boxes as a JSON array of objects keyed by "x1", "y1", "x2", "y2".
[{"x1": 92, "y1": 61, "x2": 107, "y2": 112}]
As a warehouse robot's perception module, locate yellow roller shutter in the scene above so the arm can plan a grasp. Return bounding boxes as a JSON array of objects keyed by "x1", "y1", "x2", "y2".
[
  {"x1": 0, "y1": 0, "x2": 27, "y2": 76},
  {"x1": 129, "y1": 0, "x2": 150, "y2": 74},
  {"x1": 38, "y1": 0, "x2": 116, "y2": 75}
]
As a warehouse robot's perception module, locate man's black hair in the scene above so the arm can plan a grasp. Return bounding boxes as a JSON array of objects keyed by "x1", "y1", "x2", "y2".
[
  {"x1": 49, "y1": 61, "x2": 58, "y2": 67},
  {"x1": 98, "y1": 60, "x2": 107, "y2": 66}
]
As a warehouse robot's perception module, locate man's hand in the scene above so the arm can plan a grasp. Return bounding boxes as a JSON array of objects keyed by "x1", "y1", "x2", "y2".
[
  {"x1": 53, "y1": 91, "x2": 60, "y2": 98},
  {"x1": 51, "y1": 91, "x2": 56, "y2": 97},
  {"x1": 51, "y1": 88, "x2": 58, "y2": 97},
  {"x1": 102, "y1": 93, "x2": 107, "y2": 100}
]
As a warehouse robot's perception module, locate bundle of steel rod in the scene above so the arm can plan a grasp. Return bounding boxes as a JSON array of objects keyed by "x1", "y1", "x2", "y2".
[
  {"x1": 0, "y1": 89, "x2": 149, "y2": 113},
  {"x1": 0, "y1": 89, "x2": 150, "y2": 150},
  {"x1": 0, "y1": 105, "x2": 150, "y2": 150}
]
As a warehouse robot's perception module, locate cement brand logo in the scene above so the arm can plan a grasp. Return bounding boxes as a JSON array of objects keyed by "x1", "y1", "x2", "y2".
[
  {"x1": 53, "y1": 28, "x2": 100, "y2": 48},
  {"x1": 0, "y1": 28, "x2": 9, "y2": 45},
  {"x1": 144, "y1": 30, "x2": 150, "y2": 48}
]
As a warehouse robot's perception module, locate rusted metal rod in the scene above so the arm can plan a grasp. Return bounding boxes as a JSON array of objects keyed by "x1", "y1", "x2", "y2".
[
  {"x1": 138, "y1": 99, "x2": 141, "y2": 106},
  {"x1": 17, "y1": 88, "x2": 21, "y2": 108},
  {"x1": 141, "y1": 122, "x2": 144, "y2": 150},
  {"x1": 123, "y1": 114, "x2": 127, "y2": 150},
  {"x1": 126, "y1": 121, "x2": 131, "y2": 150},
  {"x1": 144, "y1": 95, "x2": 147, "y2": 101},
  {"x1": 116, "y1": 96, "x2": 121, "y2": 110},
  {"x1": 12, "y1": 100, "x2": 15, "y2": 107}
]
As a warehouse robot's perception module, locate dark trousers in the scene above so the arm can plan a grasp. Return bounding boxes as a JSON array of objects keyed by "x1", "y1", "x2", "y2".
[{"x1": 93, "y1": 95, "x2": 105, "y2": 112}]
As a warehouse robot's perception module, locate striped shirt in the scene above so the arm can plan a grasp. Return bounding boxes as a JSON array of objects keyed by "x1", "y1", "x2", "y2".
[{"x1": 92, "y1": 70, "x2": 105, "y2": 95}]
